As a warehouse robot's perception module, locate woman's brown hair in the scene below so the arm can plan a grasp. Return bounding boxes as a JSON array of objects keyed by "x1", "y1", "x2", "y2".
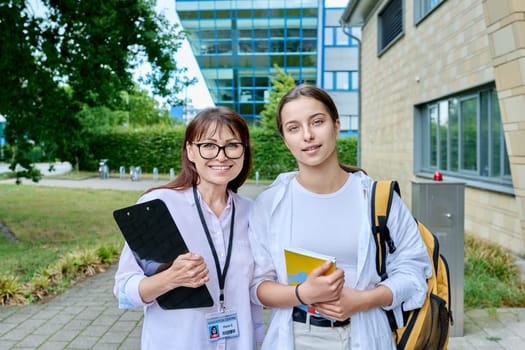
[
  {"x1": 146, "y1": 106, "x2": 252, "y2": 193},
  {"x1": 276, "y1": 84, "x2": 364, "y2": 174}
]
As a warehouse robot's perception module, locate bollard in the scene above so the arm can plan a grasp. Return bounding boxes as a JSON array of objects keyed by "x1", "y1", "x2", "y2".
[
  {"x1": 119, "y1": 166, "x2": 125, "y2": 179},
  {"x1": 170, "y1": 168, "x2": 175, "y2": 180},
  {"x1": 136, "y1": 166, "x2": 142, "y2": 181},
  {"x1": 130, "y1": 166, "x2": 136, "y2": 181},
  {"x1": 99, "y1": 159, "x2": 109, "y2": 179},
  {"x1": 255, "y1": 171, "x2": 260, "y2": 186},
  {"x1": 153, "y1": 167, "x2": 158, "y2": 181}
]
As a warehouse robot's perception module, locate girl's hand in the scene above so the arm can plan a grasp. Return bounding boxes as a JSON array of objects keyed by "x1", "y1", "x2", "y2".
[
  {"x1": 299, "y1": 261, "x2": 345, "y2": 304},
  {"x1": 313, "y1": 287, "x2": 358, "y2": 321},
  {"x1": 313, "y1": 285, "x2": 394, "y2": 321}
]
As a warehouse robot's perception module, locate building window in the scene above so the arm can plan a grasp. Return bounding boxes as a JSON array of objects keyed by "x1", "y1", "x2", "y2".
[
  {"x1": 339, "y1": 114, "x2": 358, "y2": 133},
  {"x1": 414, "y1": 0, "x2": 446, "y2": 24},
  {"x1": 324, "y1": 28, "x2": 334, "y2": 46},
  {"x1": 336, "y1": 72, "x2": 349, "y2": 90},
  {"x1": 416, "y1": 86, "x2": 511, "y2": 188},
  {"x1": 324, "y1": 72, "x2": 334, "y2": 90},
  {"x1": 323, "y1": 71, "x2": 358, "y2": 91},
  {"x1": 335, "y1": 29, "x2": 350, "y2": 46},
  {"x1": 324, "y1": 27, "x2": 357, "y2": 47},
  {"x1": 378, "y1": 0, "x2": 404, "y2": 54}
]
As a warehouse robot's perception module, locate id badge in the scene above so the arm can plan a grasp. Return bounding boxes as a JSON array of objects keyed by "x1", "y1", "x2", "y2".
[{"x1": 206, "y1": 310, "x2": 240, "y2": 342}]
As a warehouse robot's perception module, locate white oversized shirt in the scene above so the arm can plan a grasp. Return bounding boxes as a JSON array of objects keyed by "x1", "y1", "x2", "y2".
[
  {"x1": 248, "y1": 171, "x2": 432, "y2": 350},
  {"x1": 114, "y1": 188, "x2": 264, "y2": 350}
]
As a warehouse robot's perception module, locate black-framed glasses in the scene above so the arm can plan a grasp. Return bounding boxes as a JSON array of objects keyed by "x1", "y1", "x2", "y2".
[{"x1": 192, "y1": 142, "x2": 246, "y2": 160}]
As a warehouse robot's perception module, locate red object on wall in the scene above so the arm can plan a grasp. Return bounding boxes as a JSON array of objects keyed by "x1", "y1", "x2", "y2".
[{"x1": 433, "y1": 171, "x2": 443, "y2": 181}]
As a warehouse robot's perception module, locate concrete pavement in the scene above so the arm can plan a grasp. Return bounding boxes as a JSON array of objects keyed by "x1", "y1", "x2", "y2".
[{"x1": 1, "y1": 174, "x2": 525, "y2": 349}]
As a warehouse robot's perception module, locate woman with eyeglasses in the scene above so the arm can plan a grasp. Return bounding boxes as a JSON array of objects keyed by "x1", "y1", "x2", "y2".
[{"x1": 114, "y1": 106, "x2": 264, "y2": 349}]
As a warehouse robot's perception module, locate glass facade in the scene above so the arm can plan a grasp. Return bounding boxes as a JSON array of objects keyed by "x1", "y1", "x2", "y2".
[{"x1": 176, "y1": 0, "x2": 319, "y2": 125}]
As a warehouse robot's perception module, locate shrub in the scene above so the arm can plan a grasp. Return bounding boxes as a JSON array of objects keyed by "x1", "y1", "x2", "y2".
[{"x1": 84, "y1": 126, "x2": 358, "y2": 180}]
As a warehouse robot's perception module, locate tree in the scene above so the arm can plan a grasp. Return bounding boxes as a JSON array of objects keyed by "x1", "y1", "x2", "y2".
[
  {"x1": 125, "y1": 87, "x2": 173, "y2": 127},
  {"x1": 0, "y1": 0, "x2": 193, "y2": 181},
  {"x1": 259, "y1": 64, "x2": 296, "y2": 132},
  {"x1": 78, "y1": 86, "x2": 172, "y2": 133}
]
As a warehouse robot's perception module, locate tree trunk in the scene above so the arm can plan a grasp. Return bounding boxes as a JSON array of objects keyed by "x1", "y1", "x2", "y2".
[{"x1": 75, "y1": 156, "x2": 80, "y2": 173}]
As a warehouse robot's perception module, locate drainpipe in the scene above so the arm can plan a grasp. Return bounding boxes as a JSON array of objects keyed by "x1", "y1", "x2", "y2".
[{"x1": 341, "y1": 25, "x2": 361, "y2": 167}]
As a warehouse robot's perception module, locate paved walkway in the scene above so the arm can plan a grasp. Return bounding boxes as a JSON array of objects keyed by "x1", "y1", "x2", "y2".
[{"x1": 1, "y1": 174, "x2": 525, "y2": 349}]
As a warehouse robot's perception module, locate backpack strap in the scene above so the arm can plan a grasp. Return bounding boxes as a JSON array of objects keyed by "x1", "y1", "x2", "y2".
[
  {"x1": 371, "y1": 180, "x2": 401, "y2": 333},
  {"x1": 371, "y1": 180, "x2": 399, "y2": 279}
]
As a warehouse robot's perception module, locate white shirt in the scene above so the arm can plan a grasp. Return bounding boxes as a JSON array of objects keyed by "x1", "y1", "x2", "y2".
[
  {"x1": 290, "y1": 175, "x2": 360, "y2": 286},
  {"x1": 248, "y1": 171, "x2": 432, "y2": 350},
  {"x1": 114, "y1": 188, "x2": 264, "y2": 350}
]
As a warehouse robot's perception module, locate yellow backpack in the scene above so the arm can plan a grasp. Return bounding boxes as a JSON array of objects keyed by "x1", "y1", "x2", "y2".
[{"x1": 371, "y1": 180, "x2": 452, "y2": 350}]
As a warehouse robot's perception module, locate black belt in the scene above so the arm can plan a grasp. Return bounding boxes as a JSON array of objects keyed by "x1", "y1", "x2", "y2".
[{"x1": 292, "y1": 307, "x2": 350, "y2": 328}]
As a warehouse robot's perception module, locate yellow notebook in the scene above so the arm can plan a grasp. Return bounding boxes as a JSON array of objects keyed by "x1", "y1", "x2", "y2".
[{"x1": 284, "y1": 247, "x2": 336, "y2": 286}]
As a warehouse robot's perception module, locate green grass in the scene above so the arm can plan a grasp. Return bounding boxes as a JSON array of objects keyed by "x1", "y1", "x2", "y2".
[
  {"x1": 0, "y1": 183, "x2": 140, "y2": 303},
  {"x1": 1, "y1": 182, "x2": 524, "y2": 308}
]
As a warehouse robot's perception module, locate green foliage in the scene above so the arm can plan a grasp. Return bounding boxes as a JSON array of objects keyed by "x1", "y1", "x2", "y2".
[
  {"x1": 0, "y1": 0, "x2": 193, "y2": 181},
  {"x1": 259, "y1": 64, "x2": 296, "y2": 132},
  {"x1": 464, "y1": 234, "x2": 525, "y2": 309},
  {"x1": 0, "y1": 275, "x2": 25, "y2": 305},
  {"x1": 0, "y1": 245, "x2": 122, "y2": 305},
  {"x1": 97, "y1": 245, "x2": 121, "y2": 265},
  {"x1": 85, "y1": 125, "x2": 185, "y2": 174},
  {"x1": 119, "y1": 87, "x2": 174, "y2": 127},
  {"x1": 336, "y1": 136, "x2": 358, "y2": 168},
  {"x1": 78, "y1": 87, "x2": 173, "y2": 132},
  {"x1": 77, "y1": 106, "x2": 122, "y2": 133},
  {"x1": 250, "y1": 129, "x2": 298, "y2": 179}
]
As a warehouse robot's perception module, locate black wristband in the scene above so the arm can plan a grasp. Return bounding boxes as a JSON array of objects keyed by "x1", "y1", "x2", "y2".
[{"x1": 294, "y1": 283, "x2": 307, "y2": 305}]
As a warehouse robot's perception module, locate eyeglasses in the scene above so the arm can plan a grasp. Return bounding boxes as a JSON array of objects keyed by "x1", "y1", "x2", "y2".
[{"x1": 192, "y1": 142, "x2": 246, "y2": 160}]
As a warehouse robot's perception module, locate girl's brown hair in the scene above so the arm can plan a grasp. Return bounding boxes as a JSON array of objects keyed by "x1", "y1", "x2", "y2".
[
  {"x1": 276, "y1": 84, "x2": 364, "y2": 174},
  {"x1": 146, "y1": 106, "x2": 252, "y2": 193}
]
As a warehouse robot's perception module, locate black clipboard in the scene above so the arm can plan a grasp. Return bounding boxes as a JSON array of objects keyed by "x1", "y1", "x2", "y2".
[{"x1": 113, "y1": 198, "x2": 213, "y2": 309}]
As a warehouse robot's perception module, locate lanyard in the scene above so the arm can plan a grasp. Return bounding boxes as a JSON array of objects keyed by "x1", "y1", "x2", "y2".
[{"x1": 192, "y1": 185, "x2": 235, "y2": 312}]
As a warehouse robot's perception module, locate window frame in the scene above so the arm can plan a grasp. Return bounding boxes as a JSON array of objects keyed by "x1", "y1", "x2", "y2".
[
  {"x1": 415, "y1": 86, "x2": 512, "y2": 193},
  {"x1": 322, "y1": 71, "x2": 359, "y2": 91},
  {"x1": 414, "y1": 0, "x2": 446, "y2": 25},
  {"x1": 377, "y1": 0, "x2": 405, "y2": 56}
]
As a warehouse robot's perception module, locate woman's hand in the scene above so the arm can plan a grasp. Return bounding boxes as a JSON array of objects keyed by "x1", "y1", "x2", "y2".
[
  {"x1": 165, "y1": 252, "x2": 209, "y2": 289},
  {"x1": 139, "y1": 252, "x2": 209, "y2": 303},
  {"x1": 298, "y1": 261, "x2": 345, "y2": 305}
]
